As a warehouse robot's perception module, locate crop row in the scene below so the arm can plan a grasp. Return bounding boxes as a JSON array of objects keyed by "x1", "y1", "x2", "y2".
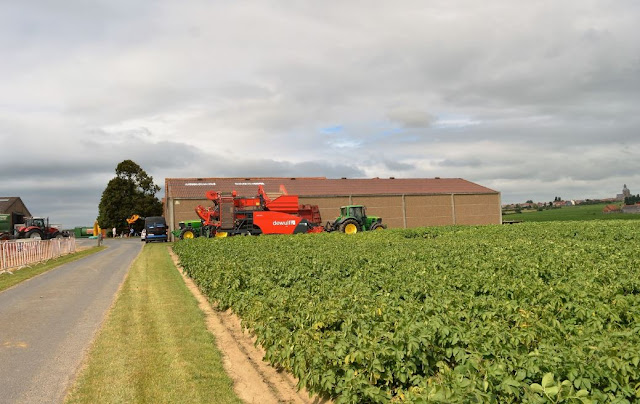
[{"x1": 173, "y1": 221, "x2": 640, "y2": 403}]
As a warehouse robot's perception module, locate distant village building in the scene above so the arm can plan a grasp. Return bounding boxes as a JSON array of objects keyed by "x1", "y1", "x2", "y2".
[
  {"x1": 622, "y1": 205, "x2": 640, "y2": 214},
  {"x1": 616, "y1": 184, "x2": 632, "y2": 201},
  {"x1": 603, "y1": 204, "x2": 622, "y2": 214}
]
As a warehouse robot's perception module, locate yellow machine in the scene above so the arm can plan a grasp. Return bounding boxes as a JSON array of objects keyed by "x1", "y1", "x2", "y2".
[{"x1": 126, "y1": 214, "x2": 141, "y2": 224}]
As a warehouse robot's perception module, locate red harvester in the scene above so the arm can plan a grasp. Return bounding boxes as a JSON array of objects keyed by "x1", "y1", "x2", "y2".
[{"x1": 195, "y1": 185, "x2": 323, "y2": 237}]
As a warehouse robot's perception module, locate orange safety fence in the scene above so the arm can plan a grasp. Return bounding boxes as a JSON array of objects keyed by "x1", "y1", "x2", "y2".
[{"x1": 0, "y1": 238, "x2": 77, "y2": 272}]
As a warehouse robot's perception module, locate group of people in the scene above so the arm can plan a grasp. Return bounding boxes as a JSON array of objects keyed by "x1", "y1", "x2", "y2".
[{"x1": 111, "y1": 227, "x2": 139, "y2": 238}]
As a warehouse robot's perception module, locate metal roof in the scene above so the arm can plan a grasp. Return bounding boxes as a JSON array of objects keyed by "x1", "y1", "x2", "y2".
[{"x1": 165, "y1": 177, "x2": 498, "y2": 199}]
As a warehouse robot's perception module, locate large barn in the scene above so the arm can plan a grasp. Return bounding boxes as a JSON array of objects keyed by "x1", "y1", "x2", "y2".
[
  {"x1": 164, "y1": 177, "x2": 501, "y2": 237},
  {"x1": 0, "y1": 197, "x2": 31, "y2": 217}
]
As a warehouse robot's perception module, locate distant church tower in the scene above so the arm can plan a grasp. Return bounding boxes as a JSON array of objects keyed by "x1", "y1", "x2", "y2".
[{"x1": 617, "y1": 184, "x2": 632, "y2": 201}]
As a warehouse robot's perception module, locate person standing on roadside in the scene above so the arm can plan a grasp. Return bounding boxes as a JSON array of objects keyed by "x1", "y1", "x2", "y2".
[{"x1": 112, "y1": 227, "x2": 117, "y2": 238}]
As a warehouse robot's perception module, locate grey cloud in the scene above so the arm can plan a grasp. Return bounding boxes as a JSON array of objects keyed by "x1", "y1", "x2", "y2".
[
  {"x1": 0, "y1": 135, "x2": 199, "y2": 179},
  {"x1": 383, "y1": 160, "x2": 415, "y2": 171},
  {"x1": 192, "y1": 158, "x2": 366, "y2": 179},
  {"x1": 439, "y1": 159, "x2": 483, "y2": 168},
  {"x1": 434, "y1": 142, "x2": 638, "y2": 185},
  {"x1": 387, "y1": 108, "x2": 435, "y2": 129},
  {"x1": 6, "y1": 183, "x2": 106, "y2": 229},
  {"x1": 0, "y1": 131, "x2": 366, "y2": 226}
]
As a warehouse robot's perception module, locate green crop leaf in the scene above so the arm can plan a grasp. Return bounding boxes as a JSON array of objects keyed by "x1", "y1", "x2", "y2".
[
  {"x1": 503, "y1": 378, "x2": 521, "y2": 388},
  {"x1": 545, "y1": 386, "x2": 559, "y2": 396},
  {"x1": 542, "y1": 373, "x2": 555, "y2": 388},
  {"x1": 576, "y1": 389, "x2": 589, "y2": 397}
]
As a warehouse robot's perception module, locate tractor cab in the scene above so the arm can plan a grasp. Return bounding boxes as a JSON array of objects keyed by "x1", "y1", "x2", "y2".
[
  {"x1": 338, "y1": 206, "x2": 365, "y2": 224},
  {"x1": 326, "y1": 205, "x2": 386, "y2": 234},
  {"x1": 25, "y1": 217, "x2": 46, "y2": 228}
]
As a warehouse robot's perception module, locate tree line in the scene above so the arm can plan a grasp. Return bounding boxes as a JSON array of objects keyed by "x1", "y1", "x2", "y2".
[{"x1": 624, "y1": 194, "x2": 640, "y2": 205}]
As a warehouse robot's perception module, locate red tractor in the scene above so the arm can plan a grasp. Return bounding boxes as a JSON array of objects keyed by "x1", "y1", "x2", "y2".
[
  {"x1": 194, "y1": 185, "x2": 324, "y2": 237},
  {"x1": 16, "y1": 217, "x2": 65, "y2": 240}
]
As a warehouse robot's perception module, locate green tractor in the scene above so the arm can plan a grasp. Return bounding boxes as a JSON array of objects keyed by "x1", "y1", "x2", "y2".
[
  {"x1": 172, "y1": 219, "x2": 203, "y2": 240},
  {"x1": 325, "y1": 205, "x2": 386, "y2": 234}
]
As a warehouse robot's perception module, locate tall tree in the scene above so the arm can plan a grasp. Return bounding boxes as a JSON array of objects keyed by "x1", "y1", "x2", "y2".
[{"x1": 98, "y1": 160, "x2": 163, "y2": 233}]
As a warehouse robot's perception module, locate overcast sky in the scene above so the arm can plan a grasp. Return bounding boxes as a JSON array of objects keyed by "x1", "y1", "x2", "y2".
[{"x1": 1, "y1": 1, "x2": 639, "y2": 228}]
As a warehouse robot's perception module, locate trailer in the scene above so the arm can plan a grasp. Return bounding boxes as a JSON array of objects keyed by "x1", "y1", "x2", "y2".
[{"x1": 0, "y1": 213, "x2": 21, "y2": 240}]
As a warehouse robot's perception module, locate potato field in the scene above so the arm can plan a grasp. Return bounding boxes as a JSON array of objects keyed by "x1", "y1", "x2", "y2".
[{"x1": 174, "y1": 221, "x2": 640, "y2": 403}]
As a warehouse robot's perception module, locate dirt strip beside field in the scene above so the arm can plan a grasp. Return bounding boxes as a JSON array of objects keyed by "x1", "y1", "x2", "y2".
[{"x1": 169, "y1": 248, "x2": 329, "y2": 404}]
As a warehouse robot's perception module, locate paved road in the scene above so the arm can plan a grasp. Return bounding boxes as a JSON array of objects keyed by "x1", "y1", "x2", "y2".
[{"x1": 0, "y1": 238, "x2": 143, "y2": 404}]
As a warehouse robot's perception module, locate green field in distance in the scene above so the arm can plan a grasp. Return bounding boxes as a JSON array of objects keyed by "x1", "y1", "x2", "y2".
[{"x1": 503, "y1": 203, "x2": 640, "y2": 222}]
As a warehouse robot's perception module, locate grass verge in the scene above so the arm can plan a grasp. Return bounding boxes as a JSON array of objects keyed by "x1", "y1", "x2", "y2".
[
  {"x1": 0, "y1": 246, "x2": 107, "y2": 292},
  {"x1": 65, "y1": 243, "x2": 241, "y2": 404}
]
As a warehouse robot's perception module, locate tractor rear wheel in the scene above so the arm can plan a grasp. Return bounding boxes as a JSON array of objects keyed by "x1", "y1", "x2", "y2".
[
  {"x1": 27, "y1": 229, "x2": 43, "y2": 240},
  {"x1": 339, "y1": 219, "x2": 361, "y2": 235},
  {"x1": 180, "y1": 228, "x2": 198, "y2": 240}
]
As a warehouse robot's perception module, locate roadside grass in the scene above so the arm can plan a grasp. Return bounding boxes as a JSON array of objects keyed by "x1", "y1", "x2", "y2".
[
  {"x1": 65, "y1": 243, "x2": 241, "y2": 404},
  {"x1": 503, "y1": 203, "x2": 640, "y2": 222},
  {"x1": 0, "y1": 246, "x2": 106, "y2": 292}
]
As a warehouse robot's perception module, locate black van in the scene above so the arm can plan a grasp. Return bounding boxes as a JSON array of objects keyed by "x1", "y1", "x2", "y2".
[{"x1": 144, "y1": 216, "x2": 168, "y2": 243}]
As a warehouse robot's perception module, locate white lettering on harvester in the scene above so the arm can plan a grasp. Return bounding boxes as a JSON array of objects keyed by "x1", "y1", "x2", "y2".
[{"x1": 272, "y1": 220, "x2": 296, "y2": 226}]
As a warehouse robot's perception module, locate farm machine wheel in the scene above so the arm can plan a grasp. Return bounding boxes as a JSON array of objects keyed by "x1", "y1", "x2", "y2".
[
  {"x1": 339, "y1": 219, "x2": 361, "y2": 235},
  {"x1": 370, "y1": 223, "x2": 386, "y2": 231},
  {"x1": 27, "y1": 229, "x2": 43, "y2": 239},
  {"x1": 180, "y1": 228, "x2": 198, "y2": 240}
]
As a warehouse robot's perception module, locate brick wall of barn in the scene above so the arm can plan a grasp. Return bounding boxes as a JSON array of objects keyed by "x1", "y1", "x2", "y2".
[{"x1": 166, "y1": 192, "x2": 501, "y2": 237}]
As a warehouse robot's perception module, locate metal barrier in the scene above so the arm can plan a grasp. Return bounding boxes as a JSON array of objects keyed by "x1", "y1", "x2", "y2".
[{"x1": 0, "y1": 238, "x2": 77, "y2": 272}]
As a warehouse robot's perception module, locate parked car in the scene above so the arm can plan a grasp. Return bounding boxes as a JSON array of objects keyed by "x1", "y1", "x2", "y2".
[{"x1": 143, "y1": 216, "x2": 167, "y2": 243}]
